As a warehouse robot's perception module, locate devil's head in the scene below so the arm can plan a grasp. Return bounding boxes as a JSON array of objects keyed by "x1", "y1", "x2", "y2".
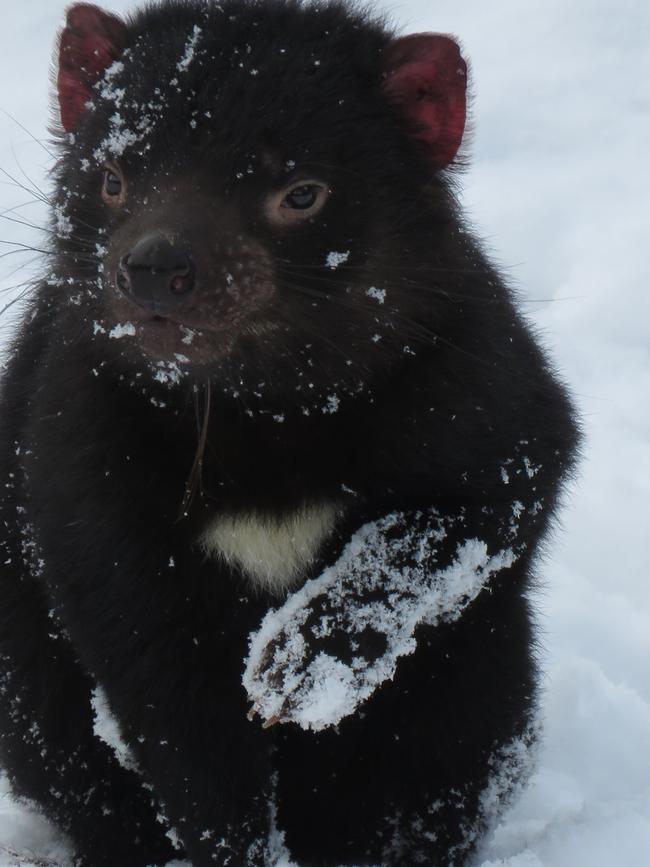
[{"x1": 52, "y1": 0, "x2": 467, "y2": 406}]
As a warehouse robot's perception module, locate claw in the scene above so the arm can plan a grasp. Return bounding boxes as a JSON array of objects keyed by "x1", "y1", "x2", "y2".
[
  {"x1": 247, "y1": 705, "x2": 259, "y2": 722},
  {"x1": 262, "y1": 714, "x2": 280, "y2": 730}
]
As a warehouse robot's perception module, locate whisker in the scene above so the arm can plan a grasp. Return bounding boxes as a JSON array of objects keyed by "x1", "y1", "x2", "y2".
[
  {"x1": 0, "y1": 273, "x2": 38, "y2": 294},
  {"x1": 9, "y1": 142, "x2": 55, "y2": 206},
  {"x1": 0, "y1": 213, "x2": 99, "y2": 252},
  {"x1": 274, "y1": 257, "x2": 490, "y2": 278},
  {"x1": 0, "y1": 244, "x2": 53, "y2": 260},
  {"x1": 0, "y1": 212, "x2": 51, "y2": 235},
  {"x1": 274, "y1": 262, "x2": 542, "y2": 306},
  {"x1": 0, "y1": 167, "x2": 51, "y2": 205},
  {"x1": 0, "y1": 108, "x2": 56, "y2": 159},
  {"x1": 276, "y1": 277, "x2": 451, "y2": 350},
  {"x1": 0, "y1": 199, "x2": 44, "y2": 218},
  {"x1": 179, "y1": 380, "x2": 211, "y2": 518},
  {"x1": 0, "y1": 284, "x2": 34, "y2": 317}
]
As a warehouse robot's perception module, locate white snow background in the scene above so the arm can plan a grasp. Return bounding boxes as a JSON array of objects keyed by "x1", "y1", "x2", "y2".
[{"x1": 0, "y1": 0, "x2": 649, "y2": 864}]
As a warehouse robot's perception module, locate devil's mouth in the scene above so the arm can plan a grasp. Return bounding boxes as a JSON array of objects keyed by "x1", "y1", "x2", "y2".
[
  {"x1": 108, "y1": 273, "x2": 278, "y2": 363},
  {"x1": 117, "y1": 310, "x2": 277, "y2": 366},
  {"x1": 105, "y1": 308, "x2": 217, "y2": 364},
  {"x1": 135, "y1": 310, "x2": 243, "y2": 337}
]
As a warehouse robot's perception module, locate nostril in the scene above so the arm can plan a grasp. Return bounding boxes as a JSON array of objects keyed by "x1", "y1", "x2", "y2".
[{"x1": 169, "y1": 261, "x2": 195, "y2": 296}]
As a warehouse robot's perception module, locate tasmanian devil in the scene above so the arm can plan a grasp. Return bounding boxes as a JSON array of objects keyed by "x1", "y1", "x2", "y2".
[{"x1": 0, "y1": 0, "x2": 579, "y2": 865}]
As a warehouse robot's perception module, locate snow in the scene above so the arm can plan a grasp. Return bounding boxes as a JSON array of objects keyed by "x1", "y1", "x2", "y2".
[
  {"x1": 176, "y1": 25, "x2": 202, "y2": 73},
  {"x1": 366, "y1": 286, "x2": 386, "y2": 304},
  {"x1": 151, "y1": 359, "x2": 185, "y2": 385},
  {"x1": 108, "y1": 321, "x2": 136, "y2": 339},
  {"x1": 51, "y1": 205, "x2": 72, "y2": 239},
  {"x1": 321, "y1": 393, "x2": 339, "y2": 414},
  {"x1": 90, "y1": 685, "x2": 139, "y2": 773},
  {"x1": 96, "y1": 60, "x2": 126, "y2": 106},
  {"x1": 324, "y1": 250, "x2": 350, "y2": 269},
  {"x1": 0, "y1": 0, "x2": 649, "y2": 864}
]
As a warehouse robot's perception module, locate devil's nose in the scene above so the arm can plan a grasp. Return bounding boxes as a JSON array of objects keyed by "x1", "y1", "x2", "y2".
[{"x1": 116, "y1": 233, "x2": 195, "y2": 313}]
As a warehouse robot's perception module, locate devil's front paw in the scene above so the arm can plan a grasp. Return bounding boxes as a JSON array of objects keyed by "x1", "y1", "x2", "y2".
[
  {"x1": 242, "y1": 595, "x2": 395, "y2": 732},
  {"x1": 242, "y1": 511, "x2": 441, "y2": 732}
]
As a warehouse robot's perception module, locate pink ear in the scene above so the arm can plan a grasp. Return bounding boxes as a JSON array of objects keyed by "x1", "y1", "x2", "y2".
[
  {"x1": 57, "y1": 3, "x2": 128, "y2": 132},
  {"x1": 382, "y1": 34, "x2": 467, "y2": 169}
]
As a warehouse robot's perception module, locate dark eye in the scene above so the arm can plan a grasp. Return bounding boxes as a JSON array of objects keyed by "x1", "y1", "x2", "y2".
[
  {"x1": 103, "y1": 170, "x2": 123, "y2": 198},
  {"x1": 266, "y1": 180, "x2": 329, "y2": 226},
  {"x1": 282, "y1": 184, "x2": 320, "y2": 210}
]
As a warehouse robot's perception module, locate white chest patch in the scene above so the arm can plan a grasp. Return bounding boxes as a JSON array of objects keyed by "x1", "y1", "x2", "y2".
[{"x1": 199, "y1": 502, "x2": 340, "y2": 595}]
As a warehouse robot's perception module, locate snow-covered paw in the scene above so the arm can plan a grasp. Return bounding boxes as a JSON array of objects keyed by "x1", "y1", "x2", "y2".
[
  {"x1": 243, "y1": 611, "x2": 392, "y2": 732},
  {"x1": 242, "y1": 512, "x2": 420, "y2": 731},
  {"x1": 242, "y1": 561, "x2": 413, "y2": 733}
]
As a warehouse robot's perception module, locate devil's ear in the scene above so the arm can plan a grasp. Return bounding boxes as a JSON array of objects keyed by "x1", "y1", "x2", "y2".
[
  {"x1": 382, "y1": 34, "x2": 467, "y2": 169},
  {"x1": 57, "y1": 3, "x2": 128, "y2": 132}
]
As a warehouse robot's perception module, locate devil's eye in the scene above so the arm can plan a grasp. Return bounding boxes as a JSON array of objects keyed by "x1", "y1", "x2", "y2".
[
  {"x1": 266, "y1": 180, "x2": 329, "y2": 226},
  {"x1": 103, "y1": 170, "x2": 123, "y2": 198},
  {"x1": 282, "y1": 184, "x2": 321, "y2": 210}
]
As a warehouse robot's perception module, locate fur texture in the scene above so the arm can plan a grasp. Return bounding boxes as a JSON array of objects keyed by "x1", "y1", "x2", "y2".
[{"x1": 0, "y1": 1, "x2": 578, "y2": 865}]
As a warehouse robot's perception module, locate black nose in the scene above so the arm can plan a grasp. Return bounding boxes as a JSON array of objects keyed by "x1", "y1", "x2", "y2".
[{"x1": 116, "y1": 233, "x2": 195, "y2": 314}]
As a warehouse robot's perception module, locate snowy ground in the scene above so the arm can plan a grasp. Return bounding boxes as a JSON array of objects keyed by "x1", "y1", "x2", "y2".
[{"x1": 1, "y1": 0, "x2": 649, "y2": 865}]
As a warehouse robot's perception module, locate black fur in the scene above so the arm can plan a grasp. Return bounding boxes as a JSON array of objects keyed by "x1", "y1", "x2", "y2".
[{"x1": 0, "y1": 1, "x2": 579, "y2": 865}]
